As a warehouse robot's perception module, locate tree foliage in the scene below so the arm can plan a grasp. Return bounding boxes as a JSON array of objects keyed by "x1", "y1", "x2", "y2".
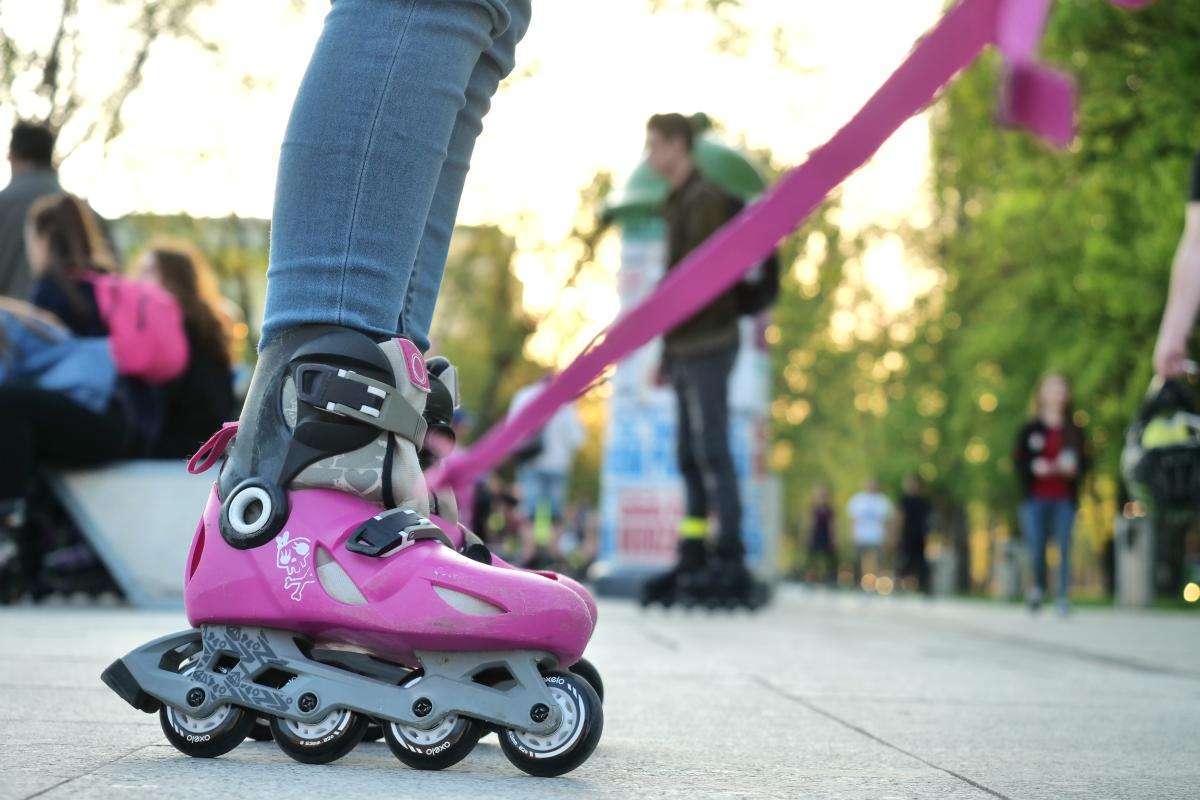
[
  {"x1": 766, "y1": 0, "x2": 1200, "y2": 581},
  {"x1": 0, "y1": 0, "x2": 216, "y2": 156}
]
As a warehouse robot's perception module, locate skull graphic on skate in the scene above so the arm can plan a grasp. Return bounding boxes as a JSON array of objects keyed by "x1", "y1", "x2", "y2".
[{"x1": 274, "y1": 531, "x2": 314, "y2": 601}]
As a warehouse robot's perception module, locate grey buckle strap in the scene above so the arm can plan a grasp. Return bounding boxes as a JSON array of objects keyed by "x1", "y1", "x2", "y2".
[{"x1": 293, "y1": 363, "x2": 428, "y2": 447}]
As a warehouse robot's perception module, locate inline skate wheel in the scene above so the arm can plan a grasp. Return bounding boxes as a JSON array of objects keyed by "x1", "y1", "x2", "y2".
[
  {"x1": 248, "y1": 717, "x2": 274, "y2": 741},
  {"x1": 499, "y1": 671, "x2": 603, "y2": 777},
  {"x1": 568, "y1": 657, "x2": 604, "y2": 703},
  {"x1": 160, "y1": 701, "x2": 255, "y2": 759},
  {"x1": 384, "y1": 673, "x2": 482, "y2": 770},
  {"x1": 269, "y1": 707, "x2": 369, "y2": 764}
]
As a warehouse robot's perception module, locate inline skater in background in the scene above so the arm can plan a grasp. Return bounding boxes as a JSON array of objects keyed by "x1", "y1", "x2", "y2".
[{"x1": 638, "y1": 112, "x2": 765, "y2": 609}]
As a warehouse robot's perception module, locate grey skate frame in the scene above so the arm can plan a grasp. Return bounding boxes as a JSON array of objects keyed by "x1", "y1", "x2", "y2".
[{"x1": 104, "y1": 624, "x2": 563, "y2": 734}]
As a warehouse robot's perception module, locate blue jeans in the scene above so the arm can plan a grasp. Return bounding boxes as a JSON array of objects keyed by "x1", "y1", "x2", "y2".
[
  {"x1": 670, "y1": 345, "x2": 743, "y2": 560},
  {"x1": 262, "y1": 0, "x2": 532, "y2": 351},
  {"x1": 1019, "y1": 497, "x2": 1076, "y2": 599}
]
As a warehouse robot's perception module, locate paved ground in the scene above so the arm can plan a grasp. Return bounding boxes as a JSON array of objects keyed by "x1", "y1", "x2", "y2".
[{"x1": 2, "y1": 589, "x2": 1197, "y2": 800}]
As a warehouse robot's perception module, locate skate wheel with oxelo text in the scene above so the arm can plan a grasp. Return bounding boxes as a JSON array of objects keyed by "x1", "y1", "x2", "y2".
[
  {"x1": 383, "y1": 672, "x2": 482, "y2": 770},
  {"x1": 269, "y1": 707, "x2": 368, "y2": 764},
  {"x1": 160, "y1": 701, "x2": 256, "y2": 759},
  {"x1": 568, "y1": 657, "x2": 604, "y2": 703},
  {"x1": 499, "y1": 670, "x2": 603, "y2": 777}
]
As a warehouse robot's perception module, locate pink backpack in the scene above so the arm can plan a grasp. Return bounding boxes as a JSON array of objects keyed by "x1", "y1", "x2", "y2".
[{"x1": 90, "y1": 273, "x2": 189, "y2": 384}]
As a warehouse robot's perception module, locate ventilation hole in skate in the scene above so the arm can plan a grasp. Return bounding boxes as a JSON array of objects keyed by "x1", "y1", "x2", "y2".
[
  {"x1": 432, "y1": 585, "x2": 504, "y2": 616},
  {"x1": 212, "y1": 654, "x2": 240, "y2": 674},
  {"x1": 186, "y1": 520, "x2": 205, "y2": 581},
  {"x1": 316, "y1": 546, "x2": 367, "y2": 605},
  {"x1": 472, "y1": 666, "x2": 515, "y2": 687},
  {"x1": 253, "y1": 667, "x2": 297, "y2": 689}
]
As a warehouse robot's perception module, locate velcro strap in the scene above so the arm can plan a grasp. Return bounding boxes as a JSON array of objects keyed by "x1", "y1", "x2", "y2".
[{"x1": 293, "y1": 362, "x2": 428, "y2": 446}]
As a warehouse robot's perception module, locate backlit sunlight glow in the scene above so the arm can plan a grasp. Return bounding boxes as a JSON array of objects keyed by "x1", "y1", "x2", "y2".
[{"x1": 0, "y1": 0, "x2": 944, "y2": 366}]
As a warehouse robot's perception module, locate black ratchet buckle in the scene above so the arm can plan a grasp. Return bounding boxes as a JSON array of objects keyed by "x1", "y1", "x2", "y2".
[{"x1": 346, "y1": 508, "x2": 452, "y2": 557}]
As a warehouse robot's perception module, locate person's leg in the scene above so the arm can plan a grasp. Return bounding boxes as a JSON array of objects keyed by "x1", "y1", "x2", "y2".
[
  {"x1": 547, "y1": 470, "x2": 567, "y2": 523},
  {"x1": 686, "y1": 347, "x2": 742, "y2": 560},
  {"x1": 0, "y1": 388, "x2": 127, "y2": 596},
  {"x1": 640, "y1": 363, "x2": 709, "y2": 604},
  {"x1": 1020, "y1": 499, "x2": 1049, "y2": 600},
  {"x1": 672, "y1": 368, "x2": 708, "y2": 524},
  {"x1": 1054, "y1": 499, "x2": 1077, "y2": 603},
  {"x1": 546, "y1": 470, "x2": 568, "y2": 555},
  {"x1": 917, "y1": 551, "x2": 931, "y2": 595},
  {"x1": 399, "y1": 1, "x2": 531, "y2": 351},
  {"x1": 262, "y1": 0, "x2": 513, "y2": 345}
]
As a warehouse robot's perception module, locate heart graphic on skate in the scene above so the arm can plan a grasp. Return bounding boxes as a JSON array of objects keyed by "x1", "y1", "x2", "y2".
[{"x1": 274, "y1": 531, "x2": 315, "y2": 601}]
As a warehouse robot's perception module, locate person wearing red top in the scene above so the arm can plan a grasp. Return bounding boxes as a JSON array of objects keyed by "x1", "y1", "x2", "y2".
[{"x1": 1012, "y1": 373, "x2": 1088, "y2": 614}]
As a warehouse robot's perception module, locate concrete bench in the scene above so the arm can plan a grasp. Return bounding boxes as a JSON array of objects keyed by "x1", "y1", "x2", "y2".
[{"x1": 46, "y1": 462, "x2": 214, "y2": 608}]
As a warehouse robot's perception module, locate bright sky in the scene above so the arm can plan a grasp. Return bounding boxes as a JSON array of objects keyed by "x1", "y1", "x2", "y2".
[{"x1": 2, "y1": 0, "x2": 945, "y2": 361}]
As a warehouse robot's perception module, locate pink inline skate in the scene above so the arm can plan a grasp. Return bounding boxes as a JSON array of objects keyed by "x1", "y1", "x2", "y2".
[{"x1": 101, "y1": 326, "x2": 603, "y2": 777}]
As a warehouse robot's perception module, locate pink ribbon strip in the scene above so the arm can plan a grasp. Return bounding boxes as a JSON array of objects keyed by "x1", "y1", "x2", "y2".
[{"x1": 430, "y1": 0, "x2": 1148, "y2": 494}]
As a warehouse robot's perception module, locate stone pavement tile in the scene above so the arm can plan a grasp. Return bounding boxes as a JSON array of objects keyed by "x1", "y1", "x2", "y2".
[
  {"x1": 4, "y1": 593, "x2": 1199, "y2": 800},
  {"x1": 0, "y1": 720, "x2": 160, "y2": 800}
]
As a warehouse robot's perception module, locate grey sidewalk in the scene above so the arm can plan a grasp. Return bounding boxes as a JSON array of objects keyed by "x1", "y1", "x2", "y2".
[{"x1": 3, "y1": 589, "x2": 1197, "y2": 800}]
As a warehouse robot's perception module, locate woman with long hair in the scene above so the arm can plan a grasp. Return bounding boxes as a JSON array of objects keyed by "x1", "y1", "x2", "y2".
[
  {"x1": 135, "y1": 241, "x2": 237, "y2": 458},
  {"x1": 25, "y1": 193, "x2": 115, "y2": 336},
  {"x1": 1013, "y1": 373, "x2": 1088, "y2": 614}
]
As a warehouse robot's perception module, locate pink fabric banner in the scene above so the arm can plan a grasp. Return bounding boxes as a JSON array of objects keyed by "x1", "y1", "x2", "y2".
[{"x1": 430, "y1": 0, "x2": 1150, "y2": 494}]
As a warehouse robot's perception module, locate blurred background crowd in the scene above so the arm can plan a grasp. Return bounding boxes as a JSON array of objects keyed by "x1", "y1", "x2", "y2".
[{"x1": 1, "y1": 0, "x2": 1198, "y2": 612}]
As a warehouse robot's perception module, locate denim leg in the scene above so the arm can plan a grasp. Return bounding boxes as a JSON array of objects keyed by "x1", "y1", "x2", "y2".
[
  {"x1": 546, "y1": 471, "x2": 567, "y2": 522},
  {"x1": 400, "y1": 1, "x2": 531, "y2": 351},
  {"x1": 262, "y1": 0, "x2": 512, "y2": 346},
  {"x1": 516, "y1": 465, "x2": 538, "y2": 520},
  {"x1": 1053, "y1": 499, "x2": 1077, "y2": 599},
  {"x1": 679, "y1": 347, "x2": 742, "y2": 559},
  {"x1": 1020, "y1": 498, "x2": 1049, "y2": 593},
  {"x1": 672, "y1": 371, "x2": 708, "y2": 520}
]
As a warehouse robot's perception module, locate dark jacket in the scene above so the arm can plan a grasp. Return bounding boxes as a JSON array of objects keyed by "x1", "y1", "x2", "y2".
[
  {"x1": 31, "y1": 273, "x2": 106, "y2": 337},
  {"x1": 1012, "y1": 417, "x2": 1089, "y2": 502},
  {"x1": 661, "y1": 169, "x2": 743, "y2": 358},
  {"x1": 152, "y1": 323, "x2": 235, "y2": 459},
  {"x1": 31, "y1": 269, "x2": 165, "y2": 454}
]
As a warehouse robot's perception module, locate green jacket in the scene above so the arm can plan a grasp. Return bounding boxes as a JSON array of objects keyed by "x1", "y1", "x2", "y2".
[{"x1": 661, "y1": 169, "x2": 743, "y2": 358}]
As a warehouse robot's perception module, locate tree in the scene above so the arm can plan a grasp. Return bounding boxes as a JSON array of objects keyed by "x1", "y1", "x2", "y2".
[{"x1": 0, "y1": 0, "x2": 217, "y2": 157}]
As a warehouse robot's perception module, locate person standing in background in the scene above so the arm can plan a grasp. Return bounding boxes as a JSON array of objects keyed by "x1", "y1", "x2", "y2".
[
  {"x1": 0, "y1": 123, "x2": 61, "y2": 299},
  {"x1": 1153, "y1": 151, "x2": 1200, "y2": 379},
  {"x1": 897, "y1": 475, "x2": 932, "y2": 595},
  {"x1": 806, "y1": 484, "x2": 838, "y2": 585},
  {"x1": 1013, "y1": 373, "x2": 1087, "y2": 614},
  {"x1": 639, "y1": 112, "x2": 753, "y2": 607},
  {"x1": 508, "y1": 377, "x2": 585, "y2": 568},
  {"x1": 847, "y1": 478, "x2": 892, "y2": 587}
]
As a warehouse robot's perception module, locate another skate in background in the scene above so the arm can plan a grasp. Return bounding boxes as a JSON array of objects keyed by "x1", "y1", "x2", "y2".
[
  {"x1": 100, "y1": 0, "x2": 605, "y2": 777},
  {"x1": 638, "y1": 113, "x2": 773, "y2": 611}
]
